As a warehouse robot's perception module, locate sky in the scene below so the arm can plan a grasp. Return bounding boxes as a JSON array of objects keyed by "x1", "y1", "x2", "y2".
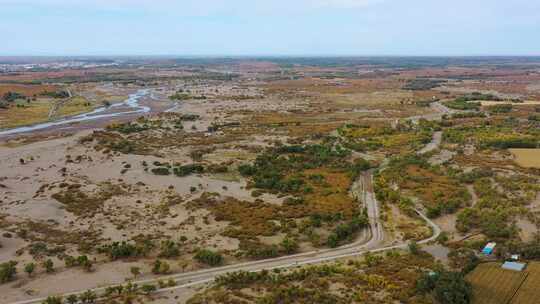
[{"x1": 1, "y1": 0, "x2": 539, "y2": 56}]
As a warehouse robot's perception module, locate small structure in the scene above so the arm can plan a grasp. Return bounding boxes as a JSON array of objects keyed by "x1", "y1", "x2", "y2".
[
  {"x1": 511, "y1": 254, "x2": 520, "y2": 261},
  {"x1": 482, "y1": 242, "x2": 496, "y2": 255},
  {"x1": 502, "y1": 261, "x2": 526, "y2": 272}
]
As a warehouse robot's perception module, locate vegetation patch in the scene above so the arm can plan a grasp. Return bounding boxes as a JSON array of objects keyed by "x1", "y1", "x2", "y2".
[
  {"x1": 375, "y1": 155, "x2": 470, "y2": 218},
  {"x1": 51, "y1": 182, "x2": 125, "y2": 217},
  {"x1": 402, "y1": 78, "x2": 446, "y2": 90},
  {"x1": 188, "y1": 251, "x2": 440, "y2": 304},
  {"x1": 338, "y1": 121, "x2": 435, "y2": 155},
  {"x1": 455, "y1": 175, "x2": 534, "y2": 240},
  {"x1": 443, "y1": 119, "x2": 540, "y2": 149}
]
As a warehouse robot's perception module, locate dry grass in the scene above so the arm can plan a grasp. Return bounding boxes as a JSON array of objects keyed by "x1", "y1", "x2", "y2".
[
  {"x1": 243, "y1": 111, "x2": 350, "y2": 137},
  {"x1": 51, "y1": 182, "x2": 126, "y2": 217},
  {"x1": 263, "y1": 78, "x2": 403, "y2": 95},
  {"x1": 300, "y1": 167, "x2": 357, "y2": 218},
  {"x1": 401, "y1": 165, "x2": 468, "y2": 209},
  {"x1": 12, "y1": 220, "x2": 101, "y2": 252},
  {"x1": 187, "y1": 166, "x2": 358, "y2": 243},
  {"x1": 340, "y1": 123, "x2": 431, "y2": 155},
  {"x1": 0, "y1": 98, "x2": 53, "y2": 129},
  {"x1": 0, "y1": 84, "x2": 58, "y2": 96},
  {"x1": 207, "y1": 197, "x2": 280, "y2": 238},
  {"x1": 510, "y1": 149, "x2": 540, "y2": 168},
  {"x1": 55, "y1": 96, "x2": 93, "y2": 118},
  {"x1": 0, "y1": 95, "x2": 93, "y2": 129}
]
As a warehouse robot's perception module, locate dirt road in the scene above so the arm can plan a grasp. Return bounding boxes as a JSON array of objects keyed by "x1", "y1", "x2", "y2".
[{"x1": 9, "y1": 169, "x2": 440, "y2": 304}]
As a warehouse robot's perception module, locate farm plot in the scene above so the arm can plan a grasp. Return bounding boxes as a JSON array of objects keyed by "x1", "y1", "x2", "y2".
[
  {"x1": 466, "y1": 262, "x2": 528, "y2": 304},
  {"x1": 510, "y1": 148, "x2": 540, "y2": 168},
  {"x1": 510, "y1": 263, "x2": 540, "y2": 304}
]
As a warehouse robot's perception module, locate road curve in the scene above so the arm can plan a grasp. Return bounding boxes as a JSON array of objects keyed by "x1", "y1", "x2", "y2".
[
  {"x1": 7, "y1": 105, "x2": 450, "y2": 304},
  {"x1": 9, "y1": 170, "x2": 440, "y2": 304}
]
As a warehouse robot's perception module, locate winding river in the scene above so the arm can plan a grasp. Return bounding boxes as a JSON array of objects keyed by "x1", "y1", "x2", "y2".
[{"x1": 0, "y1": 89, "x2": 151, "y2": 136}]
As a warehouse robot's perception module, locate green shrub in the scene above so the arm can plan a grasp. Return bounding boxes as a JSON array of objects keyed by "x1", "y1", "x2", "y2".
[
  {"x1": 280, "y1": 237, "x2": 299, "y2": 254},
  {"x1": 24, "y1": 263, "x2": 35, "y2": 277},
  {"x1": 158, "y1": 240, "x2": 181, "y2": 258},
  {"x1": 141, "y1": 284, "x2": 157, "y2": 294},
  {"x1": 42, "y1": 296, "x2": 63, "y2": 304},
  {"x1": 98, "y1": 241, "x2": 142, "y2": 260},
  {"x1": 43, "y1": 259, "x2": 54, "y2": 273},
  {"x1": 173, "y1": 164, "x2": 205, "y2": 177},
  {"x1": 195, "y1": 249, "x2": 224, "y2": 266},
  {"x1": 151, "y1": 167, "x2": 171, "y2": 175},
  {"x1": 489, "y1": 103, "x2": 512, "y2": 114},
  {"x1": 0, "y1": 261, "x2": 17, "y2": 283},
  {"x1": 152, "y1": 260, "x2": 170, "y2": 274}
]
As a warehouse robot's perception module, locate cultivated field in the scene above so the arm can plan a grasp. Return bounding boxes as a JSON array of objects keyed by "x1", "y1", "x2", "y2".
[
  {"x1": 510, "y1": 148, "x2": 540, "y2": 168},
  {"x1": 467, "y1": 262, "x2": 540, "y2": 304},
  {"x1": 466, "y1": 263, "x2": 528, "y2": 304}
]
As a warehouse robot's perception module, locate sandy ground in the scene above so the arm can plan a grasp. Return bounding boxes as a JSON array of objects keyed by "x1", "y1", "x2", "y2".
[
  {"x1": 148, "y1": 286, "x2": 201, "y2": 304},
  {"x1": 467, "y1": 185, "x2": 478, "y2": 207},
  {"x1": 423, "y1": 244, "x2": 450, "y2": 265},
  {"x1": 0, "y1": 132, "x2": 234, "y2": 301},
  {"x1": 418, "y1": 131, "x2": 442, "y2": 155},
  {"x1": 509, "y1": 149, "x2": 540, "y2": 169},
  {"x1": 517, "y1": 218, "x2": 538, "y2": 242},
  {"x1": 433, "y1": 214, "x2": 461, "y2": 241},
  {"x1": 0, "y1": 80, "x2": 320, "y2": 302},
  {"x1": 2, "y1": 70, "x2": 536, "y2": 303},
  {"x1": 429, "y1": 149, "x2": 456, "y2": 166}
]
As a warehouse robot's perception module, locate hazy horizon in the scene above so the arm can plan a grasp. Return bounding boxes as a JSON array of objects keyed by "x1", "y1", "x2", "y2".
[{"x1": 1, "y1": 0, "x2": 539, "y2": 56}]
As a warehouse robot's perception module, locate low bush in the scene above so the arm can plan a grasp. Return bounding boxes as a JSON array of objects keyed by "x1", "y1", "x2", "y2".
[
  {"x1": 195, "y1": 249, "x2": 224, "y2": 266},
  {"x1": 0, "y1": 261, "x2": 17, "y2": 283}
]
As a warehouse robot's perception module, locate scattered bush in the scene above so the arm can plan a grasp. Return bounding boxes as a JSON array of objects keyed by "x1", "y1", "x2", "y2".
[
  {"x1": 280, "y1": 237, "x2": 299, "y2": 254},
  {"x1": 0, "y1": 261, "x2": 17, "y2": 283},
  {"x1": 66, "y1": 295, "x2": 78, "y2": 304},
  {"x1": 2, "y1": 91, "x2": 26, "y2": 102},
  {"x1": 173, "y1": 164, "x2": 205, "y2": 177},
  {"x1": 79, "y1": 290, "x2": 97, "y2": 304},
  {"x1": 158, "y1": 240, "x2": 181, "y2": 258},
  {"x1": 417, "y1": 271, "x2": 472, "y2": 304},
  {"x1": 195, "y1": 249, "x2": 224, "y2": 266},
  {"x1": 98, "y1": 241, "x2": 142, "y2": 260},
  {"x1": 152, "y1": 260, "x2": 171, "y2": 274},
  {"x1": 42, "y1": 296, "x2": 63, "y2": 304},
  {"x1": 488, "y1": 103, "x2": 512, "y2": 114},
  {"x1": 151, "y1": 167, "x2": 171, "y2": 176},
  {"x1": 403, "y1": 79, "x2": 445, "y2": 90},
  {"x1": 141, "y1": 284, "x2": 157, "y2": 294},
  {"x1": 24, "y1": 263, "x2": 35, "y2": 277},
  {"x1": 130, "y1": 266, "x2": 141, "y2": 278},
  {"x1": 43, "y1": 259, "x2": 54, "y2": 273}
]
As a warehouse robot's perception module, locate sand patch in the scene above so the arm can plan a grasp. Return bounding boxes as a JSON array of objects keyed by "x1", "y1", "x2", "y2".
[
  {"x1": 517, "y1": 218, "x2": 539, "y2": 242},
  {"x1": 510, "y1": 149, "x2": 540, "y2": 168}
]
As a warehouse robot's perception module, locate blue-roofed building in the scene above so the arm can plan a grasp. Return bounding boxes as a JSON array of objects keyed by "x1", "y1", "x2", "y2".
[{"x1": 482, "y1": 242, "x2": 496, "y2": 255}]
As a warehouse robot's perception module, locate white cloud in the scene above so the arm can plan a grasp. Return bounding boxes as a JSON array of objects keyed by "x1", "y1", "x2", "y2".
[
  {"x1": 313, "y1": 0, "x2": 384, "y2": 8},
  {"x1": 0, "y1": 0, "x2": 385, "y2": 13}
]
